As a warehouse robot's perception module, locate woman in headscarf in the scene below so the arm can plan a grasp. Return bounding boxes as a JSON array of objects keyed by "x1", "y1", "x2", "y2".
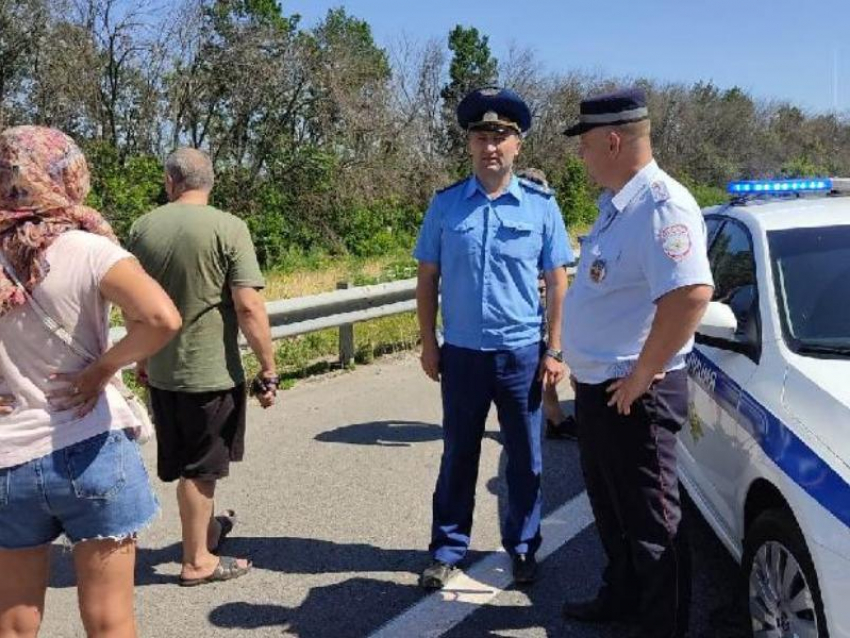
[{"x1": 0, "y1": 126, "x2": 181, "y2": 638}]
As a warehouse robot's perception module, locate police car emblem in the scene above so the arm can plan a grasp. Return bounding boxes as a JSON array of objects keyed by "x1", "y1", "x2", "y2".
[
  {"x1": 659, "y1": 224, "x2": 692, "y2": 261},
  {"x1": 589, "y1": 258, "x2": 607, "y2": 283}
]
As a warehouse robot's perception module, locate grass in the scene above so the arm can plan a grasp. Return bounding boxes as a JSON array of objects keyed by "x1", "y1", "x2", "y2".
[
  {"x1": 262, "y1": 251, "x2": 417, "y2": 300},
  {"x1": 245, "y1": 253, "x2": 420, "y2": 388},
  {"x1": 243, "y1": 312, "x2": 420, "y2": 389}
]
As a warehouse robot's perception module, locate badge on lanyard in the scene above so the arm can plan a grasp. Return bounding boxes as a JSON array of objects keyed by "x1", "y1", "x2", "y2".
[{"x1": 589, "y1": 257, "x2": 607, "y2": 283}]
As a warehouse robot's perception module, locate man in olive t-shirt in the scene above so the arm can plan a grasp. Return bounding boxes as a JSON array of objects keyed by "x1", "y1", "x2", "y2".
[{"x1": 127, "y1": 147, "x2": 277, "y2": 587}]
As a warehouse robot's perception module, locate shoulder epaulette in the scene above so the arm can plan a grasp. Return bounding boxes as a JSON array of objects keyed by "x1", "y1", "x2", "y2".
[
  {"x1": 519, "y1": 177, "x2": 554, "y2": 198},
  {"x1": 435, "y1": 177, "x2": 469, "y2": 195},
  {"x1": 650, "y1": 179, "x2": 671, "y2": 203}
]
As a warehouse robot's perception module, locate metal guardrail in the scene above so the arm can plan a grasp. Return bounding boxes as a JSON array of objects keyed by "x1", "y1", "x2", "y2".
[
  {"x1": 109, "y1": 264, "x2": 577, "y2": 366},
  {"x1": 109, "y1": 278, "x2": 419, "y2": 367}
]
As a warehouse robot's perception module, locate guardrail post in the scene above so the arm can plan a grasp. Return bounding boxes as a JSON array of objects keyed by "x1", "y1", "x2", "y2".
[{"x1": 337, "y1": 281, "x2": 355, "y2": 367}]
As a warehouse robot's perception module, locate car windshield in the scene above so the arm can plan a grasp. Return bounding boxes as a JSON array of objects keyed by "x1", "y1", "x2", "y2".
[{"x1": 769, "y1": 224, "x2": 850, "y2": 358}]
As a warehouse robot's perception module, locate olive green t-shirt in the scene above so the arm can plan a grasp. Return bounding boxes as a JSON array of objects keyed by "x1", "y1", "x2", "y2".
[{"x1": 127, "y1": 203, "x2": 265, "y2": 392}]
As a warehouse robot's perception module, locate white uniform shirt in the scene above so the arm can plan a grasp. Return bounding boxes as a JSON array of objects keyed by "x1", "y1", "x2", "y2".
[{"x1": 563, "y1": 160, "x2": 714, "y2": 384}]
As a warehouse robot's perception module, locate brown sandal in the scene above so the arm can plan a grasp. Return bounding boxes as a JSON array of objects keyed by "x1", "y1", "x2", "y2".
[{"x1": 178, "y1": 556, "x2": 252, "y2": 587}]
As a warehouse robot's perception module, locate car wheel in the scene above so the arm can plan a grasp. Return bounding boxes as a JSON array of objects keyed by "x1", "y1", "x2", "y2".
[{"x1": 742, "y1": 509, "x2": 828, "y2": 638}]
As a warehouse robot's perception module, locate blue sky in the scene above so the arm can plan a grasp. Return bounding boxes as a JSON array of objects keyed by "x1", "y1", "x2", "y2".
[{"x1": 286, "y1": 0, "x2": 849, "y2": 114}]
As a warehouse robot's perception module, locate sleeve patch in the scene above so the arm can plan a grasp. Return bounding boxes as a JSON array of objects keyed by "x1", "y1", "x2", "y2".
[{"x1": 659, "y1": 224, "x2": 692, "y2": 261}]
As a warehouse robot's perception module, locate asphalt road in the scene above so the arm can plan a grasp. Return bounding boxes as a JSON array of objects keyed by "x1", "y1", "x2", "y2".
[{"x1": 38, "y1": 353, "x2": 750, "y2": 638}]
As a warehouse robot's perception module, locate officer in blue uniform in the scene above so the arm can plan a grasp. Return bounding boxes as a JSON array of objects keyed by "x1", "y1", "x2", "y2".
[
  {"x1": 558, "y1": 88, "x2": 714, "y2": 638},
  {"x1": 415, "y1": 87, "x2": 573, "y2": 589}
]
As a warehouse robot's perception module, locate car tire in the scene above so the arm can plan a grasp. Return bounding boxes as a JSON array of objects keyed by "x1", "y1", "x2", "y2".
[{"x1": 742, "y1": 508, "x2": 828, "y2": 637}]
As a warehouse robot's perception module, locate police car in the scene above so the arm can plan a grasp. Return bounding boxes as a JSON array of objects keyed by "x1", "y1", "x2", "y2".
[{"x1": 679, "y1": 178, "x2": 850, "y2": 638}]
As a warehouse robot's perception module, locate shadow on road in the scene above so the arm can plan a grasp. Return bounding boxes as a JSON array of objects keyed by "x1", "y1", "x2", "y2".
[
  {"x1": 208, "y1": 578, "x2": 423, "y2": 637},
  {"x1": 314, "y1": 419, "x2": 503, "y2": 448},
  {"x1": 314, "y1": 419, "x2": 441, "y2": 446}
]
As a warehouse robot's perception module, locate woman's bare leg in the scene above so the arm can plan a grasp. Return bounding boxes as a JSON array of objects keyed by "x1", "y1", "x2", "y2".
[
  {"x1": 0, "y1": 545, "x2": 50, "y2": 638},
  {"x1": 74, "y1": 538, "x2": 137, "y2": 638}
]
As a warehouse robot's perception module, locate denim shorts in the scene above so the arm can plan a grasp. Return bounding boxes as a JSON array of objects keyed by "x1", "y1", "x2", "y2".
[{"x1": 0, "y1": 430, "x2": 159, "y2": 549}]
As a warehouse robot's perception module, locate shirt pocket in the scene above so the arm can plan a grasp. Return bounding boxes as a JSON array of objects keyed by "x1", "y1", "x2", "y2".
[
  {"x1": 496, "y1": 217, "x2": 541, "y2": 260},
  {"x1": 64, "y1": 431, "x2": 127, "y2": 500},
  {"x1": 444, "y1": 216, "x2": 481, "y2": 255}
]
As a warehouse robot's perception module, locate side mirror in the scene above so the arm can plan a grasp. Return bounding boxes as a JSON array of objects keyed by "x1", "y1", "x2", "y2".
[
  {"x1": 695, "y1": 301, "x2": 752, "y2": 355},
  {"x1": 697, "y1": 302, "x2": 738, "y2": 340}
]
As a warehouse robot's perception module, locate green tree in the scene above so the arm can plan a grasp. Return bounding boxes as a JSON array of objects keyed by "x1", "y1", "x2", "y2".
[
  {"x1": 0, "y1": 0, "x2": 48, "y2": 127},
  {"x1": 83, "y1": 141, "x2": 164, "y2": 240},
  {"x1": 302, "y1": 8, "x2": 391, "y2": 160},
  {"x1": 677, "y1": 174, "x2": 728, "y2": 208},
  {"x1": 554, "y1": 155, "x2": 598, "y2": 231},
  {"x1": 779, "y1": 156, "x2": 831, "y2": 179}
]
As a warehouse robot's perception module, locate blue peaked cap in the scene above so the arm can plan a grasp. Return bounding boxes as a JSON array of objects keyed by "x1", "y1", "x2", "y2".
[{"x1": 457, "y1": 86, "x2": 532, "y2": 134}]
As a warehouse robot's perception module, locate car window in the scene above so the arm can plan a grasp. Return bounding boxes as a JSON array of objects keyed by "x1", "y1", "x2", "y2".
[
  {"x1": 704, "y1": 216, "x2": 724, "y2": 250},
  {"x1": 708, "y1": 220, "x2": 760, "y2": 353},
  {"x1": 709, "y1": 221, "x2": 756, "y2": 305},
  {"x1": 769, "y1": 225, "x2": 850, "y2": 357}
]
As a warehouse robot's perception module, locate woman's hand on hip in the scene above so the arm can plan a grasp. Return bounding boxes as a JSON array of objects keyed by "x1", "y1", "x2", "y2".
[{"x1": 47, "y1": 361, "x2": 116, "y2": 417}]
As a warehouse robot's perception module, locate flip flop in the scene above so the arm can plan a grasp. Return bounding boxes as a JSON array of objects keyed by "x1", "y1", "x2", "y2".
[
  {"x1": 178, "y1": 556, "x2": 252, "y2": 587},
  {"x1": 210, "y1": 509, "x2": 236, "y2": 554}
]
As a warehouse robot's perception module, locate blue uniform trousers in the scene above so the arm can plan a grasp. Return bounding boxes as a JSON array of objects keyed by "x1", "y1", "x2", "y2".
[{"x1": 430, "y1": 342, "x2": 543, "y2": 565}]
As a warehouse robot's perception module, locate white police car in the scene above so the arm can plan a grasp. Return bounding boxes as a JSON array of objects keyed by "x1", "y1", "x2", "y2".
[{"x1": 679, "y1": 178, "x2": 850, "y2": 638}]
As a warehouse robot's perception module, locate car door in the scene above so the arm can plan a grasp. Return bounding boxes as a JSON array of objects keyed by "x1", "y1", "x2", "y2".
[{"x1": 684, "y1": 217, "x2": 761, "y2": 537}]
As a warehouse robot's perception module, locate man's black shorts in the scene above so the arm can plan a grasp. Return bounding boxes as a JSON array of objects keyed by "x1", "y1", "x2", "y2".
[{"x1": 149, "y1": 384, "x2": 247, "y2": 482}]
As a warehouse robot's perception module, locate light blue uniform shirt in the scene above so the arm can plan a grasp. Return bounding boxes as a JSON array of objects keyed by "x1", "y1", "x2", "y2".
[
  {"x1": 414, "y1": 174, "x2": 573, "y2": 351},
  {"x1": 563, "y1": 160, "x2": 714, "y2": 383}
]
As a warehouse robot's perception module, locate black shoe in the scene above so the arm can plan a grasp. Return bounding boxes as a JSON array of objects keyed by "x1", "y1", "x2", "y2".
[
  {"x1": 561, "y1": 595, "x2": 636, "y2": 623},
  {"x1": 419, "y1": 560, "x2": 457, "y2": 589},
  {"x1": 545, "y1": 415, "x2": 578, "y2": 440},
  {"x1": 512, "y1": 553, "x2": 537, "y2": 584}
]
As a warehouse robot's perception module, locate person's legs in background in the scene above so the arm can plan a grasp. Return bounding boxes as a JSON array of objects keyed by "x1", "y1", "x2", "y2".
[
  {"x1": 543, "y1": 383, "x2": 578, "y2": 441},
  {"x1": 178, "y1": 478, "x2": 224, "y2": 580},
  {"x1": 150, "y1": 388, "x2": 251, "y2": 584}
]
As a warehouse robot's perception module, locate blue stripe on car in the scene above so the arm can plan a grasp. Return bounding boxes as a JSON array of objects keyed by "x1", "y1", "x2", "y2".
[{"x1": 687, "y1": 348, "x2": 850, "y2": 528}]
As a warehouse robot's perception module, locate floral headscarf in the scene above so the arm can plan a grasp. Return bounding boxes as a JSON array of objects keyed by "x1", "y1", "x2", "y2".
[{"x1": 0, "y1": 126, "x2": 117, "y2": 317}]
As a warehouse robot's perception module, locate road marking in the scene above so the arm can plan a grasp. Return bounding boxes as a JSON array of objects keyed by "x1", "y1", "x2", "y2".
[{"x1": 369, "y1": 491, "x2": 594, "y2": 638}]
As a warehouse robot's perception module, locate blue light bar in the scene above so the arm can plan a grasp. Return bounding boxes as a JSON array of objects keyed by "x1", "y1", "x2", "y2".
[{"x1": 727, "y1": 178, "x2": 833, "y2": 195}]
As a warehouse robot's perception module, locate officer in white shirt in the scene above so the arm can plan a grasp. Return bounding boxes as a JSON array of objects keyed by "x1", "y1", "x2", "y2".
[{"x1": 559, "y1": 88, "x2": 714, "y2": 638}]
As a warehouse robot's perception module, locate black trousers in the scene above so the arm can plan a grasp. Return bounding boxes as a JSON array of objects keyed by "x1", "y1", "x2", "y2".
[{"x1": 576, "y1": 369, "x2": 692, "y2": 638}]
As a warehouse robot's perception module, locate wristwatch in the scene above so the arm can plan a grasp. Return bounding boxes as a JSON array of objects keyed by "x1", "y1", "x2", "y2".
[
  {"x1": 545, "y1": 348, "x2": 564, "y2": 362},
  {"x1": 249, "y1": 373, "x2": 280, "y2": 397}
]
